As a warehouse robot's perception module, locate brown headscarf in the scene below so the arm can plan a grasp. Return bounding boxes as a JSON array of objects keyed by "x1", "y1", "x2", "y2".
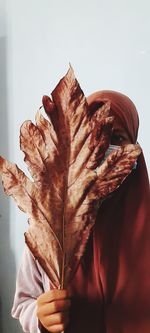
[
  {"x1": 87, "y1": 90, "x2": 139, "y2": 143},
  {"x1": 66, "y1": 91, "x2": 150, "y2": 333}
]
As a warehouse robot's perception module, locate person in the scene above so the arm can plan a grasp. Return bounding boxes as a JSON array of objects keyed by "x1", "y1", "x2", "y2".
[{"x1": 11, "y1": 90, "x2": 150, "y2": 333}]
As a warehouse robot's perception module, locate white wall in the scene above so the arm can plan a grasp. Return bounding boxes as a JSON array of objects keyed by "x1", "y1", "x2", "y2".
[{"x1": 0, "y1": 0, "x2": 150, "y2": 332}]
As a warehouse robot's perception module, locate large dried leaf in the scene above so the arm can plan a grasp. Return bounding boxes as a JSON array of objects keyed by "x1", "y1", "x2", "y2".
[{"x1": 0, "y1": 67, "x2": 141, "y2": 288}]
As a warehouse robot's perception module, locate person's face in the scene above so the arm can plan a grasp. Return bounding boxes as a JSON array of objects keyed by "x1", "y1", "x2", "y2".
[{"x1": 110, "y1": 113, "x2": 132, "y2": 146}]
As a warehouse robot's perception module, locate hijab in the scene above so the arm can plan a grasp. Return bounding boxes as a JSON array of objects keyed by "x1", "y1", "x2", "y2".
[{"x1": 67, "y1": 90, "x2": 150, "y2": 333}]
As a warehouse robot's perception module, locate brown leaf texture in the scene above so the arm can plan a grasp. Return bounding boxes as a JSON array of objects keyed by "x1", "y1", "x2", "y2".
[{"x1": 0, "y1": 66, "x2": 141, "y2": 288}]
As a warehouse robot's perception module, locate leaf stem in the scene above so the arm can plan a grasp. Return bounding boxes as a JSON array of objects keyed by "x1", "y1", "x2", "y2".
[{"x1": 60, "y1": 214, "x2": 65, "y2": 289}]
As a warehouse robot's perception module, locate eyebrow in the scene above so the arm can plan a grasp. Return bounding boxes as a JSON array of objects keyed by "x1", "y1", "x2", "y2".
[
  {"x1": 112, "y1": 129, "x2": 129, "y2": 138},
  {"x1": 112, "y1": 129, "x2": 127, "y2": 134}
]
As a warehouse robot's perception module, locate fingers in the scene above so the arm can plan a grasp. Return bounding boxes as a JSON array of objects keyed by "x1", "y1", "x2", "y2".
[
  {"x1": 36, "y1": 289, "x2": 71, "y2": 332},
  {"x1": 37, "y1": 289, "x2": 70, "y2": 304},
  {"x1": 37, "y1": 299, "x2": 71, "y2": 316},
  {"x1": 40, "y1": 311, "x2": 69, "y2": 330},
  {"x1": 46, "y1": 323, "x2": 68, "y2": 333}
]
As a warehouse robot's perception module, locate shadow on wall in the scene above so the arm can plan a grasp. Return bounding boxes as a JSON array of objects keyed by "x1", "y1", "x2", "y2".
[{"x1": 0, "y1": 37, "x2": 21, "y2": 333}]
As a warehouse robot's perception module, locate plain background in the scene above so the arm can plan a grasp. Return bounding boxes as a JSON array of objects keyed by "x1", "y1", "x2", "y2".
[{"x1": 0, "y1": 0, "x2": 150, "y2": 332}]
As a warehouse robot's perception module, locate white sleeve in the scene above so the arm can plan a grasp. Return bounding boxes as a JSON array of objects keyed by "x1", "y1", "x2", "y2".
[{"x1": 11, "y1": 246, "x2": 45, "y2": 333}]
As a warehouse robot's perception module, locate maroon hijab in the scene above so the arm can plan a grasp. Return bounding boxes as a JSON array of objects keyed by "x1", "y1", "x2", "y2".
[
  {"x1": 87, "y1": 91, "x2": 150, "y2": 332},
  {"x1": 65, "y1": 91, "x2": 150, "y2": 333}
]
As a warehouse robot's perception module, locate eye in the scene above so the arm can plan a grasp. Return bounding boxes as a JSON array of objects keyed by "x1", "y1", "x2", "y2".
[{"x1": 111, "y1": 133, "x2": 126, "y2": 146}]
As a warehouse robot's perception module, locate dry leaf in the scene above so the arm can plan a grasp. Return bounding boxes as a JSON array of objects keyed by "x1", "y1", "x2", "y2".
[{"x1": 0, "y1": 66, "x2": 141, "y2": 288}]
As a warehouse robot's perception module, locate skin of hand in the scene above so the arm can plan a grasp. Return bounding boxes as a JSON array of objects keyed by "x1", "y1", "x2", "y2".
[{"x1": 36, "y1": 289, "x2": 71, "y2": 332}]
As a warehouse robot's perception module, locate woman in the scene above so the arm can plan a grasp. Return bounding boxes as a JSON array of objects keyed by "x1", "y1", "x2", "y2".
[{"x1": 12, "y1": 91, "x2": 150, "y2": 333}]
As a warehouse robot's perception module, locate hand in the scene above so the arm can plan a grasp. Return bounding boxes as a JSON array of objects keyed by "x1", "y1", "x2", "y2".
[{"x1": 36, "y1": 289, "x2": 71, "y2": 332}]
